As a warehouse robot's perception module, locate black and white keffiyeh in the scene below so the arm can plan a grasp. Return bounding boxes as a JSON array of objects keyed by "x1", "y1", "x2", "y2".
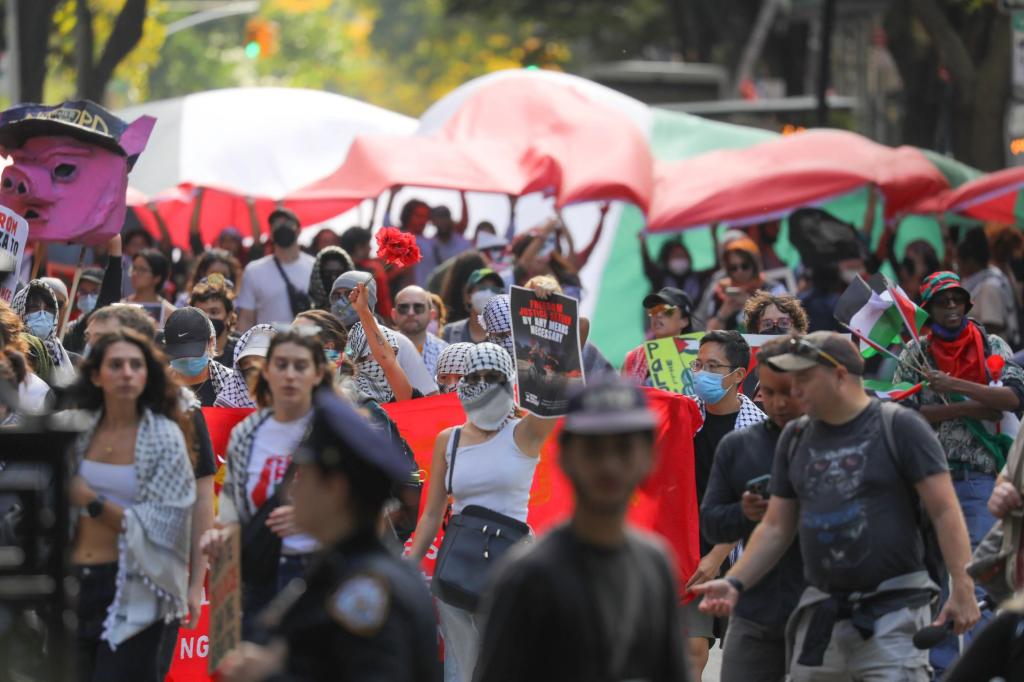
[
  {"x1": 436, "y1": 342, "x2": 475, "y2": 377},
  {"x1": 421, "y1": 333, "x2": 448, "y2": 377},
  {"x1": 464, "y1": 341, "x2": 515, "y2": 381},
  {"x1": 72, "y1": 409, "x2": 196, "y2": 646},
  {"x1": 695, "y1": 392, "x2": 767, "y2": 431},
  {"x1": 481, "y1": 294, "x2": 514, "y2": 358},
  {"x1": 11, "y1": 280, "x2": 75, "y2": 386},
  {"x1": 346, "y1": 322, "x2": 400, "y2": 404},
  {"x1": 456, "y1": 342, "x2": 517, "y2": 427},
  {"x1": 212, "y1": 324, "x2": 274, "y2": 408}
]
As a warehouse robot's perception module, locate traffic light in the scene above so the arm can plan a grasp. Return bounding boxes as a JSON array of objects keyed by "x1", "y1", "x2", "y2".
[{"x1": 244, "y1": 17, "x2": 278, "y2": 59}]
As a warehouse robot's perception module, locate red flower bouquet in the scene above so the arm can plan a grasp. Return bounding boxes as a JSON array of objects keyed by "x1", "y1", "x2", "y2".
[{"x1": 376, "y1": 227, "x2": 422, "y2": 268}]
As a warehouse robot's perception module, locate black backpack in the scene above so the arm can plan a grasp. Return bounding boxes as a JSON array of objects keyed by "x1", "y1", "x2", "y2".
[{"x1": 782, "y1": 400, "x2": 946, "y2": 591}]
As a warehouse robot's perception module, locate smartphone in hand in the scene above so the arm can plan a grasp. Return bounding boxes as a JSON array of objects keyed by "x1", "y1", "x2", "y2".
[{"x1": 745, "y1": 474, "x2": 771, "y2": 499}]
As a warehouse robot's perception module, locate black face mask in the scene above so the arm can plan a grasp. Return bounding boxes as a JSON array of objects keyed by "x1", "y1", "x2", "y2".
[
  {"x1": 210, "y1": 318, "x2": 226, "y2": 338},
  {"x1": 272, "y1": 223, "x2": 298, "y2": 248}
]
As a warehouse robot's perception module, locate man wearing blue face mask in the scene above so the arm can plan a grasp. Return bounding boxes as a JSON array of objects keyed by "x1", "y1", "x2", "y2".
[
  {"x1": 684, "y1": 329, "x2": 766, "y2": 677},
  {"x1": 164, "y1": 307, "x2": 234, "y2": 407}
]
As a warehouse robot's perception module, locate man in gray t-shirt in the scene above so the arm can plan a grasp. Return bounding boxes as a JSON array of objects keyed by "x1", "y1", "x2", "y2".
[{"x1": 695, "y1": 332, "x2": 979, "y2": 682}]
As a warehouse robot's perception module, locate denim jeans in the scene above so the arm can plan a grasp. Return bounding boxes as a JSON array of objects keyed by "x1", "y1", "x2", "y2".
[
  {"x1": 930, "y1": 472, "x2": 996, "y2": 677},
  {"x1": 75, "y1": 563, "x2": 173, "y2": 682}
]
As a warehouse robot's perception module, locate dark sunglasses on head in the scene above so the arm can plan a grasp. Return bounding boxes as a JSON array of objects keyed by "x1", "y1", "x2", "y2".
[
  {"x1": 789, "y1": 337, "x2": 842, "y2": 370},
  {"x1": 396, "y1": 303, "x2": 428, "y2": 315}
]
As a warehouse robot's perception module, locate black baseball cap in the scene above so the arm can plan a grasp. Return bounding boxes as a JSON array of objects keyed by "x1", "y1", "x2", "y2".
[
  {"x1": 642, "y1": 287, "x2": 693, "y2": 315},
  {"x1": 268, "y1": 207, "x2": 300, "y2": 227},
  {"x1": 295, "y1": 388, "x2": 417, "y2": 494},
  {"x1": 766, "y1": 332, "x2": 865, "y2": 375},
  {"x1": 466, "y1": 268, "x2": 504, "y2": 292},
  {"x1": 163, "y1": 307, "x2": 212, "y2": 359},
  {"x1": 563, "y1": 376, "x2": 658, "y2": 435}
]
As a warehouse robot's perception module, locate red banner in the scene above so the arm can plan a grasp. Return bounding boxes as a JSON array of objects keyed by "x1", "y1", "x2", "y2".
[{"x1": 168, "y1": 392, "x2": 700, "y2": 681}]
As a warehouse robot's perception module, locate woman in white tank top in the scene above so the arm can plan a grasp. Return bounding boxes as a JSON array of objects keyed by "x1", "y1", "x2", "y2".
[{"x1": 407, "y1": 342, "x2": 559, "y2": 682}]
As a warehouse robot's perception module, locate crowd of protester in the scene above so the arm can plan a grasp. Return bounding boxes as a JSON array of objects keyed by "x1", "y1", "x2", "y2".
[{"x1": 5, "y1": 196, "x2": 1024, "y2": 682}]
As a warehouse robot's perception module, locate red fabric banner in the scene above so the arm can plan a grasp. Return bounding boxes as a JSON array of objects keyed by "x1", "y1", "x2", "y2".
[{"x1": 169, "y1": 393, "x2": 699, "y2": 681}]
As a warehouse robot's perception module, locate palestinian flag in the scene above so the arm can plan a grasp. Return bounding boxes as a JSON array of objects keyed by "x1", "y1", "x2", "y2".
[
  {"x1": 834, "y1": 275, "x2": 906, "y2": 356},
  {"x1": 863, "y1": 379, "x2": 924, "y2": 401},
  {"x1": 866, "y1": 273, "x2": 929, "y2": 342}
]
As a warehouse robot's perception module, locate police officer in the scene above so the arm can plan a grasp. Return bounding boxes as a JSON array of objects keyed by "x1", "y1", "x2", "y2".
[{"x1": 218, "y1": 387, "x2": 439, "y2": 682}]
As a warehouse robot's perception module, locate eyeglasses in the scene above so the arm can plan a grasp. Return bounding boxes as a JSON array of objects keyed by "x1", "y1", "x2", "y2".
[
  {"x1": 647, "y1": 304, "x2": 678, "y2": 317},
  {"x1": 689, "y1": 359, "x2": 736, "y2": 374},
  {"x1": 464, "y1": 370, "x2": 507, "y2": 385},
  {"x1": 131, "y1": 265, "x2": 152, "y2": 276},
  {"x1": 395, "y1": 303, "x2": 428, "y2": 315},
  {"x1": 758, "y1": 317, "x2": 793, "y2": 333},
  {"x1": 726, "y1": 261, "x2": 752, "y2": 273},
  {"x1": 788, "y1": 337, "x2": 843, "y2": 370},
  {"x1": 198, "y1": 274, "x2": 235, "y2": 290}
]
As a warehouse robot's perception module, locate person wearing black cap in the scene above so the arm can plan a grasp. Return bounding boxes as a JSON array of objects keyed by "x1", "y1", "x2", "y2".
[
  {"x1": 236, "y1": 208, "x2": 315, "y2": 331},
  {"x1": 164, "y1": 307, "x2": 234, "y2": 408},
  {"x1": 473, "y1": 377, "x2": 690, "y2": 682},
  {"x1": 622, "y1": 287, "x2": 694, "y2": 385},
  {"x1": 216, "y1": 388, "x2": 438, "y2": 682},
  {"x1": 694, "y1": 332, "x2": 980, "y2": 682}
]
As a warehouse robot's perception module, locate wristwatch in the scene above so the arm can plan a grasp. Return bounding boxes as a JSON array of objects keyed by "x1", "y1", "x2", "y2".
[
  {"x1": 725, "y1": 576, "x2": 745, "y2": 594},
  {"x1": 86, "y1": 495, "x2": 106, "y2": 519}
]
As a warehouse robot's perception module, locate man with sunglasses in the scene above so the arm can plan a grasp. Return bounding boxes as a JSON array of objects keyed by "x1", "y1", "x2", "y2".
[
  {"x1": 684, "y1": 329, "x2": 765, "y2": 677},
  {"x1": 893, "y1": 270, "x2": 1024, "y2": 675},
  {"x1": 622, "y1": 287, "x2": 694, "y2": 385},
  {"x1": 695, "y1": 332, "x2": 979, "y2": 682},
  {"x1": 392, "y1": 285, "x2": 448, "y2": 377}
]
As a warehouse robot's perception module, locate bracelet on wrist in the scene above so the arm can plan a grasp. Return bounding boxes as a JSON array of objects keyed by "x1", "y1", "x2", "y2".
[{"x1": 725, "y1": 576, "x2": 745, "y2": 594}]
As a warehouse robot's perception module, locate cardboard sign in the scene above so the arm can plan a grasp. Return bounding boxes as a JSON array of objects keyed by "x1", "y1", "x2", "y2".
[
  {"x1": 0, "y1": 206, "x2": 27, "y2": 304},
  {"x1": 207, "y1": 526, "x2": 241, "y2": 674},
  {"x1": 509, "y1": 286, "x2": 585, "y2": 417}
]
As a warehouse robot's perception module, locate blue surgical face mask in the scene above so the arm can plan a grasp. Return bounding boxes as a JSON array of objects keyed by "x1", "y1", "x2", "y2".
[
  {"x1": 77, "y1": 293, "x2": 98, "y2": 314},
  {"x1": 692, "y1": 369, "x2": 732, "y2": 405},
  {"x1": 25, "y1": 310, "x2": 56, "y2": 339},
  {"x1": 331, "y1": 298, "x2": 359, "y2": 329},
  {"x1": 170, "y1": 354, "x2": 209, "y2": 377}
]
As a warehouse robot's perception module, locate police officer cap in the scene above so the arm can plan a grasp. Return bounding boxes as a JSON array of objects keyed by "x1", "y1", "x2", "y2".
[
  {"x1": 295, "y1": 387, "x2": 412, "y2": 484},
  {"x1": 331, "y1": 271, "x2": 377, "y2": 311}
]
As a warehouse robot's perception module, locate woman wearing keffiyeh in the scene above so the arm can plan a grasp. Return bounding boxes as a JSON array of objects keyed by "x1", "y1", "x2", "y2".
[
  {"x1": 894, "y1": 270, "x2": 1024, "y2": 675},
  {"x1": 69, "y1": 329, "x2": 196, "y2": 681},
  {"x1": 11, "y1": 279, "x2": 75, "y2": 387}
]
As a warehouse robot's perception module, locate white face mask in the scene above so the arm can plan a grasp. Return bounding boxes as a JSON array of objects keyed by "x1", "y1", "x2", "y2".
[
  {"x1": 668, "y1": 258, "x2": 690, "y2": 276},
  {"x1": 471, "y1": 290, "x2": 498, "y2": 313},
  {"x1": 457, "y1": 380, "x2": 514, "y2": 430}
]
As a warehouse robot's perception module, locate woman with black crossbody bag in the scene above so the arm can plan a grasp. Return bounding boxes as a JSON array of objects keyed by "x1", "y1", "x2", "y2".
[
  {"x1": 200, "y1": 330, "x2": 334, "y2": 642},
  {"x1": 406, "y1": 342, "x2": 559, "y2": 682}
]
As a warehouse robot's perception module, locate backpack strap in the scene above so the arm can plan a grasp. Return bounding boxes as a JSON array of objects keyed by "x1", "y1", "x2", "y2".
[
  {"x1": 783, "y1": 415, "x2": 812, "y2": 464},
  {"x1": 445, "y1": 427, "x2": 462, "y2": 496},
  {"x1": 878, "y1": 400, "x2": 904, "y2": 484}
]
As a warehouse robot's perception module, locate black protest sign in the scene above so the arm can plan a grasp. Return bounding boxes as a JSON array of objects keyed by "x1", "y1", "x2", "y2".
[{"x1": 510, "y1": 286, "x2": 585, "y2": 417}]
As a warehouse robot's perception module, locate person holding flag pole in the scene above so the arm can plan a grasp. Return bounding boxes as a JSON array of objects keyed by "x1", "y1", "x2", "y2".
[{"x1": 892, "y1": 270, "x2": 1024, "y2": 677}]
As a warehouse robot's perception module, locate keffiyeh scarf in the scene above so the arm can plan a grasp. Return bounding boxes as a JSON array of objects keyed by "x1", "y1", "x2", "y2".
[
  {"x1": 308, "y1": 246, "x2": 354, "y2": 310},
  {"x1": 72, "y1": 409, "x2": 196, "y2": 646},
  {"x1": 482, "y1": 294, "x2": 514, "y2": 359},
  {"x1": 696, "y1": 391, "x2": 767, "y2": 431},
  {"x1": 213, "y1": 324, "x2": 274, "y2": 408},
  {"x1": 11, "y1": 281, "x2": 75, "y2": 386},
  {"x1": 346, "y1": 322, "x2": 400, "y2": 404},
  {"x1": 436, "y1": 342, "x2": 475, "y2": 377}
]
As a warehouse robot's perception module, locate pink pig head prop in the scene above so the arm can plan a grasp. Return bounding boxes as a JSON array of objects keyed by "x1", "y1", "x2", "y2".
[{"x1": 0, "y1": 101, "x2": 154, "y2": 245}]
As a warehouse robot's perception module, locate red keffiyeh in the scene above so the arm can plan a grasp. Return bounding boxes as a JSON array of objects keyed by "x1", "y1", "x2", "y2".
[
  {"x1": 376, "y1": 227, "x2": 422, "y2": 268},
  {"x1": 928, "y1": 321, "x2": 988, "y2": 385}
]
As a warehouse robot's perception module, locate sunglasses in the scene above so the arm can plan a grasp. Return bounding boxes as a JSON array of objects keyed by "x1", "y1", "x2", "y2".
[
  {"x1": 395, "y1": 303, "x2": 428, "y2": 315},
  {"x1": 199, "y1": 274, "x2": 235, "y2": 290},
  {"x1": 464, "y1": 370, "x2": 508, "y2": 385},
  {"x1": 788, "y1": 337, "x2": 843, "y2": 370},
  {"x1": 758, "y1": 317, "x2": 793, "y2": 333},
  {"x1": 930, "y1": 291, "x2": 969, "y2": 309},
  {"x1": 647, "y1": 304, "x2": 679, "y2": 317},
  {"x1": 726, "y1": 261, "x2": 752, "y2": 273}
]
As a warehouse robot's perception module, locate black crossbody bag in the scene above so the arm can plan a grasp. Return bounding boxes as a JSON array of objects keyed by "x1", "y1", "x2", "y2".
[
  {"x1": 272, "y1": 257, "x2": 311, "y2": 317},
  {"x1": 240, "y1": 463, "x2": 293, "y2": 588},
  {"x1": 431, "y1": 427, "x2": 531, "y2": 611}
]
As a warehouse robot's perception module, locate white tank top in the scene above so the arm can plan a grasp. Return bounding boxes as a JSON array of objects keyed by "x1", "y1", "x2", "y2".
[
  {"x1": 446, "y1": 419, "x2": 538, "y2": 522},
  {"x1": 78, "y1": 460, "x2": 137, "y2": 509}
]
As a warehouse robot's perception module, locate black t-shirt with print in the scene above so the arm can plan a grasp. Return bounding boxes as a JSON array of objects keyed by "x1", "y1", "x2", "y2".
[
  {"x1": 771, "y1": 400, "x2": 948, "y2": 592},
  {"x1": 191, "y1": 409, "x2": 218, "y2": 479}
]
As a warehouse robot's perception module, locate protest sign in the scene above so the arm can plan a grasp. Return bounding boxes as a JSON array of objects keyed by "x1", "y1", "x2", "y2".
[
  {"x1": 207, "y1": 525, "x2": 241, "y2": 675},
  {"x1": 0, "y1": 206, "x2": 27, "y2": 304},
  {"x1": 509, "y1": 286, "x2": 584, "y2": 417},
  {"x1": 644, "y1": 333, "x2": 780, "y2": 397}
]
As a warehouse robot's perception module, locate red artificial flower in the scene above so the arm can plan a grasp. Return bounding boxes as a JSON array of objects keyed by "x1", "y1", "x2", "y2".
[{"x1": 375, "y1": 227, "x2": 422, "y2": 268}]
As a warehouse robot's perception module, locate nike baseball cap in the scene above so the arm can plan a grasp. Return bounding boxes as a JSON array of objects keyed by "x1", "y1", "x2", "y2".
[{"x1": 163, "y1": 307, "x2": 212, "y2": 359}]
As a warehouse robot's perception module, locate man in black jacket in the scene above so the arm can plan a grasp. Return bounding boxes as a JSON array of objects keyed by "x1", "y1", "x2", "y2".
[
  {"x1": 473, "y1": 377, "x2": 690, "y2": 682},
  {"x1": 700, "y1": 337, "x2": 805, "y2": 681}
]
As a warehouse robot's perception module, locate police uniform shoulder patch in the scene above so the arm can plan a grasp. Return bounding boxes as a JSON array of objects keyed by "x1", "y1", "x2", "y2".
[{"x1": 327, "y1": 572, "x2": 391, "y2": 636}]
